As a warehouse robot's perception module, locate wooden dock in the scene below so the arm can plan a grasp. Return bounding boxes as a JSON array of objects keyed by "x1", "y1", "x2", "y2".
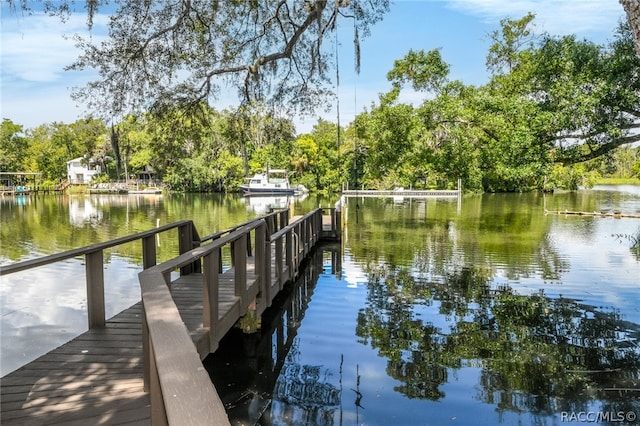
[
  {"x1": 1, "y1": 304, "x2": 149, "y2": 425},
  {"x1": 1, "y1": 207, "x2": 341, "y2": 425}
]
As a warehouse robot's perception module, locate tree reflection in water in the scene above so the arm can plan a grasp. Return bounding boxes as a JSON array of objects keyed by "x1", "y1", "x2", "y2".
[
  {"x1": 205, "y1": 242, "x2": 640, "y2": 424},
  {"x1": 271, "y1": 362, "x2": 341, "y2": 425},
  {"x1": 356, "y1": 263, "x2": 640, "y2": 418}
]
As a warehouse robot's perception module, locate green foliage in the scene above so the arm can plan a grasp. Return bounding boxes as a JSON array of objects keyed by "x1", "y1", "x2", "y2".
[
  {"x1": 0, "y1": 119, "x2": 27, "y2": 172},
  {"x1": 486, "y1": 12, "x2": 537, "y2": 74},
  {"x1": 387, "y1": 49, "x2": 450, "y2": 93},
  {"x1": 291, "y1": 119, "x2": 343, "y2": 194},
  {"x1": 531, "y1": 22, "x2": 640, "y2": 164},
  {"x1": 26, "y1": 124, "x2": 74, "y2": 181},
  {"x1": 351, "y1": 15, "x2": 639, "y2": 193},
  {"x1": 6, "y1": 12, "x2": 639, "y2": 194},
  {"x1": 51, "y1": 0, "x2": 389, "y2": 118}
]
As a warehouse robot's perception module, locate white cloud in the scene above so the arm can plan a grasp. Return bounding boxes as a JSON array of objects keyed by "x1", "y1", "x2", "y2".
[
  {"x1": 444, "y1": 0, "x2": 625, "y2": 38},
  {"x1": 0, "y1": 9, "x2": 107, "y2": 126},
  {"x1": 1, "y1": 11, "x2": 107, "y2": 83}
]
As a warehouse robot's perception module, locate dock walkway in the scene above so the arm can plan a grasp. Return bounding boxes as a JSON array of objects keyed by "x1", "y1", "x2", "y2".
[
  {"x1": 1, "y1": 207, "x2": 341, "y2": 425},
  {"x1": 1, "y1": 304, "x2": 149, "y2": 425}
]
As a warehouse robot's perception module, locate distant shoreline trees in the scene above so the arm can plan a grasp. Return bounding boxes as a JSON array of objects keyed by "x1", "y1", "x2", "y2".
[{"x1": 3, "y1": 4, "x2": 639, "y2": 193}]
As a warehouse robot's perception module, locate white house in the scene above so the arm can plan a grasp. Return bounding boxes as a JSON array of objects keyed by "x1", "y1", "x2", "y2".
[{"x1": 66, "y1": 157, "x2": 101, "y2": 184}]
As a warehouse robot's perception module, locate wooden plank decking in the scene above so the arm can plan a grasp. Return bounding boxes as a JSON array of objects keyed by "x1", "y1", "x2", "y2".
[{"x1": 1, "y1": 304, "x2": 149, "y2": 425}]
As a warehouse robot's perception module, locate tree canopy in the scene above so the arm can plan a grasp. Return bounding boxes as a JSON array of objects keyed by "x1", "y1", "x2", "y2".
[
  {"x1": 9, "y1": 0, "x2": 389, "y2": 119},
  {"x1": 353, "y1": 16, "x2": 640, "y2": 192}
]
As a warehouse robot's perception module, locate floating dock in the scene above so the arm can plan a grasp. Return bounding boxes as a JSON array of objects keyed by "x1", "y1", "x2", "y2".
[{"x1": 544, "y1": 209, "x2": 640, "y2": 219}]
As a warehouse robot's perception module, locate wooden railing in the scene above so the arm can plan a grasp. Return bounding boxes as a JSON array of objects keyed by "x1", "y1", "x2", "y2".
[
  {"x1": 138, "y1": 219, "x2": 267, "y2": 425},
  {"x1": 1, "y1": 207, "x2": 337, "y2": 425},
  {"x1": 0, "y1": 220, "x2": 200, "y2": 329},
  {"x1": 137, "y1": 208, "x2": 326, "y2": 425},
  {"x1": 269, "y1": 208, "x2": 321, "y2": 295}
]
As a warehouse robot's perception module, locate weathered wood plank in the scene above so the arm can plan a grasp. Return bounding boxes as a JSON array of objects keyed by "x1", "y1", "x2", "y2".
[{"x1": 0, "y1": 298, "x2": 148, "y2": 424}]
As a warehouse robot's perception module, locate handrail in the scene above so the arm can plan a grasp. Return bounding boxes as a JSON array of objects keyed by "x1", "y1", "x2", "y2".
[
  {"x1": 269, "y1": 209, "x2": 322, "y2": 287},
  {"x1": 0, "y1": 220, "x2": 199, "y2": 329},
  {"x1": 0, "y1": 220, "x2": 195, "y2": 276},
  {"x1": 137, "y1": 210, "x2": 329, "y2": 424},
  {"x1": 270, "y1": 209, "x2": 317, "y2": 241},
  {"x1": 199, "y1": 208, "x2": 288, "y2": 244},
  {"x1": 2, "y1": 206, "x2": 337, "y2": 424},
  {"x1": 138, "y1": 219, "x2": 267, "y2": 425}
]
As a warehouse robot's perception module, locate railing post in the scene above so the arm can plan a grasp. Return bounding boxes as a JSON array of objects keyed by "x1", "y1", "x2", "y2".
[
  {"x1": 246, "y1": 229, "x2": 253, "y2": 257},
  {"x1": 178, "y1": 221, "x2": 201, "y2": 275},
  {"x1": 275, "y1": 235, "x2": 283, "y2": 289},
  {"x1": 312, "y1": 211, "x2": 317, "y2": 244},
  {"x1": 142, "y1": 235, "x2": 157, "y2": 269},
  {"x1": 142, "y1": 304, "x2": 150, "y2": 392},
  {"x1": 256, "y1": 222, "x2": 268, "y2": 306},
  {"x1": 203, "y1": 250, "x2": 219, "y2": 350},
  {"x1": 286, "y1": 229, "x2": 293, "y2": 282},
  {"x1": 303, "y1": 218, "x2": 309, "y2": 255},
  {"x1": 178, "y1": 223, "x2": 192, "y2": 276},
  {"x1": 234, "y1": 234, "x2": 248, "y2": 310},
  {"x1": 149, "y1": 341, "x2": 169, "y2": 425},
  {"x1": 266, "y1": 214, "x2": 275, "y2": 235},
  {"x1": 85, "y1": 250, "x2": 105, "y2": 329}
]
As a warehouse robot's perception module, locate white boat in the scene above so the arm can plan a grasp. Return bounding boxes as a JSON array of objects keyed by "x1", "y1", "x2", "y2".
[{"x1": 240, "y1": 169, "x2": 307, "y2": 195}]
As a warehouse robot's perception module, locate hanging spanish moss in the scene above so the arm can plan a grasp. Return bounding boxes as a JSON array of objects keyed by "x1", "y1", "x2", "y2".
[
  {"x1": 353, "y1": 16, "x2": 360, "y2": 223},
  {"x1": 336, "y1": 14, "x2": 341, "y2": 149},
  {"x1": 354, "y1": 23, "x2": 361, "y2": 75}
]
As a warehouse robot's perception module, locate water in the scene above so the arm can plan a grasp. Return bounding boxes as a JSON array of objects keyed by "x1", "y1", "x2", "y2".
[
  {"x1": 2, "y1": 188, "x2": 640, "y2": 425},
  {"x1": 206, "y1": 188, "x2": 640, "y2": 425}
]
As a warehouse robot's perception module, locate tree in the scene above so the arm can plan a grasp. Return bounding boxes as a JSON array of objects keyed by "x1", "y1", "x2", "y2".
[
  {"x1": 291, "y1": 119, "x2": 342, "y2": 193},
  {"x1": 531, "y1": 22, "x2": 640, "y2": 165},
  {"x1": 387, "y1": 49, "x2": 450, "y2": 93},
  {"x1": 356, "y1": 90, "x2": 422, "y2": 188},
  {"x1": 223, "y1": 103, "x2": 295, "y2": 177},
  {"x1": 8, "y1": 1, "x2": 388, "y2": 120},
  {"x1": 0, "y1": 119, "x2": 27, "y2": 172},
  {"x1": 486, "y1": 12, "x2": 538, "y2": 75},
  {"x1": 620, "y1": 0, "x2": 640, "y2": 54},
  {"x1": 24, "y1": 124, "x2": 69, "y2": 181}
]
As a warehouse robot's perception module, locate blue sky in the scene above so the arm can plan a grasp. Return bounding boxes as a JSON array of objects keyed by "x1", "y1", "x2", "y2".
[{"x1": 0, "y1": 0, "x2": 627, "y2": 134}]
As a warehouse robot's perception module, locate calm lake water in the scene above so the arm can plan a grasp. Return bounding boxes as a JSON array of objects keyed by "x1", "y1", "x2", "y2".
[{"x1": 2, "y1": 186, "x2": 640, "y2": 425}]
